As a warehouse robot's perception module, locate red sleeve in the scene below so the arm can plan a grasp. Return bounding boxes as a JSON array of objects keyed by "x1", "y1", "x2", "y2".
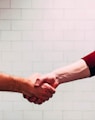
[{"x1": 82, "y1": 51, "x2": 95, "y2": 76}]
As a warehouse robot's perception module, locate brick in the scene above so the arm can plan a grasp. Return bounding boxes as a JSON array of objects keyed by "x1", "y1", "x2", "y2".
[
  {"x1": 22, "y1": 9, "x2": 43, "y2": 20},
  {"x1": 1, "y1": 31, "x2": 21, "y2": 41},
  {"x1": 12, "y1": 21, "x2": 33, "y2": 30},
  {"x1": 0, "y1": 0, "x2": 10, "y2": 8},
  {"x1": 11, "y1": 0, "x2": 31, "y2": 8},
  {"x1": 0, "y1": 20, "x2": 11, "y2": 30},
  {"x1": 24, "y1": 111, "x2": 42, "y2": 120},
  {"x1": 3, "y1": 111, "x2": 23, "y2": 120},
  {"x1": 32, "y1": 0, "x2": 53, "y2": 8},
  {"x1": 43, "y1": 111, "x2": 62, "y2": 120},
  {"x1": 0, "y1": 9, "x2": 21, "y2": 20}
]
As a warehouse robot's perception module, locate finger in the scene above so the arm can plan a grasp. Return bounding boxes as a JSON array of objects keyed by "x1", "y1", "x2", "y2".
[
  {"x1": 52, "y1": 82, "x2": 59, "y2": 88},
  {"x1": 23, "y1": 94, "x2": 26, "y2": 98},
  {"x1": 35, "y1": 99, "x2": 42, "y2": 104},
  {"x1": 23, "y1": 94, "x2": 30, "y2": 99},
  {"x1": 36, "y1": 84, "x2": 55, "y2": 100},
  {"x1": 35, "y1": 77, "x2": 55, "y2": 87},
  {"x1": 43, "y1": 83, "x2": 56, "y2": 94},
  {"x1": 43, "y1": 89, "x2": 53, "y2": 98},
  {"x1": 35, "y1": 99, "x2": 45, "y2": 104},
  {"x1": 34, "y1": 78, "x2": 42, "y2": 87},
  {"x1": 28, "y1": 96, "x2": 38, "y2": 102},
  {"x1": 46, "y1": 92, "x2": 53, "y2": 98},
  {"x1": 23, "y1": 94, "x2": 37, "y2": 103},
  {"x1": 28, "y1": 97, "x2": 45, "y2": 105},
  {"x1": 45, "y1": 78, "x2": 55, "y2": 85},
  {"x1": 39, "y1": 92, "x2": 53, "y2": 101}
]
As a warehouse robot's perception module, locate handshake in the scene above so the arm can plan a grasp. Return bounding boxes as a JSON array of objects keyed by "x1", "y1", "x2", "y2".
[
  {"x1": 22, "y1": 58, "x2": 91, "y2": 104},
  {"x1": 22, "y1": 59, "x2": 91, "y2": 104},
  {"x1": 0, "y1": 59, "x2": 91, "y2": 105},
  {"x1": 23, "y1": 72, "x2": 60, "y2": 105}
]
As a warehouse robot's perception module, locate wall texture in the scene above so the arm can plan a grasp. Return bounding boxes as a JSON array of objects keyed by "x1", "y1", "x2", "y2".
[{"x1": 0, "y1": 0, "x2": 95, "y2": 120}]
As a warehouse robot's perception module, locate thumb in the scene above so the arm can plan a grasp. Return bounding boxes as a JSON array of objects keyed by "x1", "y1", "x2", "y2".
[{"x1": 34, "y1": 78, "x2": 42, "y2": 87}]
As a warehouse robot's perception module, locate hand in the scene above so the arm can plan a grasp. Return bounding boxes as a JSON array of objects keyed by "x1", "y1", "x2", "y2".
[
  {"x1": 23, "y1": 73, "x2": 56, "y2": 104},
  {"x1": 23, "y1": 72, "x2": 60, "y2": 104},
  {"x1": 35, "y1": 72, "x2": 60, "y2": 88}
]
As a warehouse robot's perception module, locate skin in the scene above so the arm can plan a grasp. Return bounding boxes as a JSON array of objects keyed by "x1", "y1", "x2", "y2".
[
  {"x1": 23, "y1": 74, "x2": 55, "y2": 104},
  {"x1": 24, "y1": 59, "x2": 91, "y2": 104},
  {"x1": 0, "y1": 73, "x2": 55, "y2": 103}
]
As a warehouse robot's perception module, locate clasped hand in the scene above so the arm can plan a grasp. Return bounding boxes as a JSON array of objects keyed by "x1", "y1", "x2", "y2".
[{"x1": 23, "y1": 73, "x2": 59, "y2": 104}]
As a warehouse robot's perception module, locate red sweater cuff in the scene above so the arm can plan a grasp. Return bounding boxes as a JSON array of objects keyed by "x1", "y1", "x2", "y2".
[{"x1": 82, "y1": 51, "x2": 95, "y2": 76}]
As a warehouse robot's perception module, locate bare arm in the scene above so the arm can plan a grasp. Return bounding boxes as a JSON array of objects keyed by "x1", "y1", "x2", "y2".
[
  {"x1": 0, "y1": 73, "x2": 23, "y2": 92},
  {"x1": 0, "y1": 73, "x2": 55, "y2": 102},
  {"x1": 53, "y1": 59, "x2": 90, "y2": 84},
  {"x1": 35, "y1": 51, "x2": 95, "y2": 87},
  {"x1": 25, "y1": 51, "x2": 95, "y2": 104}
]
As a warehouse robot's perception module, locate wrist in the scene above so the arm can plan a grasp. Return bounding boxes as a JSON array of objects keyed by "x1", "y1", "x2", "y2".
[
  {"x1": 11, "y1": 76, "x2": 26, "y2": 93},
  {"x1": 53, "y1": 72, "x2": 69, "y2": 84},
  {"x1": 15, "y1": 76, "x2": 35, "y2": 96},
  {"x1": 51, "y1": 71, "x2": 65, "y2": 85}
]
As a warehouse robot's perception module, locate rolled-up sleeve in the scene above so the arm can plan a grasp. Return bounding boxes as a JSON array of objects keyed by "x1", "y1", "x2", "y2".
[{"x1": 82, "y1": 51, "x2": 95, "y2": 76}]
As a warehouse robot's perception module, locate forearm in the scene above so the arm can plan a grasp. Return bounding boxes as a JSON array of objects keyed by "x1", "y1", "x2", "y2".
[
  {"x1": 0, "y1": 73, "x2": 25, "y2": 93},
  {"x1": 53, "y1": 51, "x2": 95, "y2": 84},
  {"x1": 53, "y1": 59, "x2": 90, "y2": 84}
]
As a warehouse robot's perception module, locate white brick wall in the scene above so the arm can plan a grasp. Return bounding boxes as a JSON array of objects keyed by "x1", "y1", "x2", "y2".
[{"x1": 0, "y1": 0, "x2": 95, "y2": 120}]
